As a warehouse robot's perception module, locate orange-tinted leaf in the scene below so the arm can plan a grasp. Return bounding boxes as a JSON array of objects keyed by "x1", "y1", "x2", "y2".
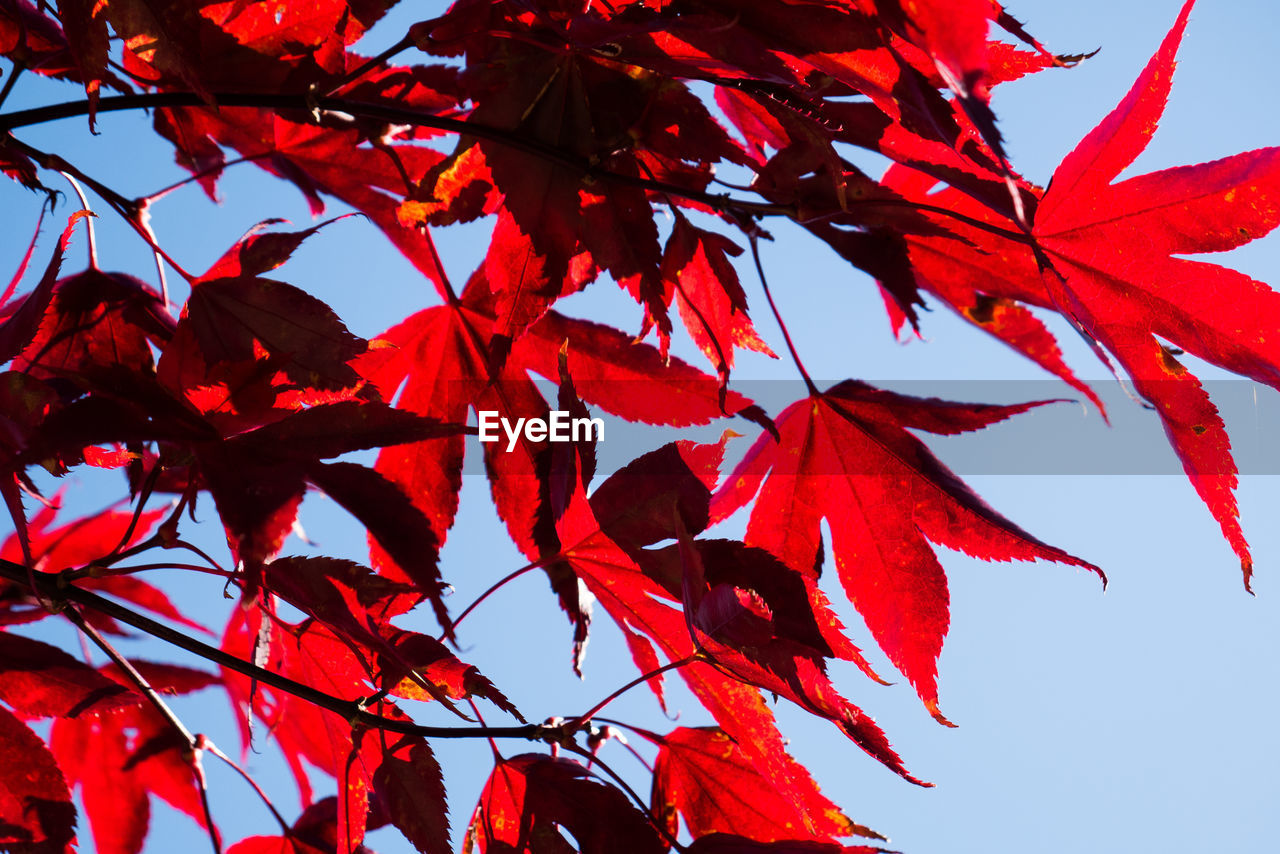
[
  {"x1": 221, "y1": 608, "x2": 372, "y2": 829},
  {"x1": 378, "y1": 629, "x2": 520, "y2": 720}
]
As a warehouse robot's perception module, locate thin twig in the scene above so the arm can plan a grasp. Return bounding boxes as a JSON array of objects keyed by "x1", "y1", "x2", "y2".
[
  {"x1": 203, "y1": 738, "x2": 290, "y2": 833},
  {"x1": 7, "y1": 134, "x2": 199, "y2": 281},
  {"x1": 142, "y1": 153, "x2": 264, "y2": 202},
  {"x1": 0, "y1": 63, "x2": 23, "y2": 110},
  {"x1": 166, "y1": 540, "x2": 229, "y2": 573},
  {"x1": 63, "y1": 562, "x2": 235, "y2": 580},
  {"x1": 63, "y1": 605, "x2": 223, "y2": 854},
  {"x1": 748, "y1": 230, "x2": 818, "y2": 396},
  {"x1": 321, "y1": 34, "x2": 414, "y2": 97},
  {"x1": 441, "y1": 561, "x2": 540, "y2": 640},
  {"x1": 567, "y1": 655, "x2": 698, "y2": 730}
]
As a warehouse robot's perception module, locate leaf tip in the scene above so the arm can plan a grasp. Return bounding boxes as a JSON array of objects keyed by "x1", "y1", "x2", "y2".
[{"x1": 925, "y1": 700, "x2": 957, "y2": 728}]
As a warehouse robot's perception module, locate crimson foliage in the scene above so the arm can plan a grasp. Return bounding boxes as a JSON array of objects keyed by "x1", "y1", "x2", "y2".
[{"x1": 0, "y1": 1, "x2": 1275, "y2": 852}]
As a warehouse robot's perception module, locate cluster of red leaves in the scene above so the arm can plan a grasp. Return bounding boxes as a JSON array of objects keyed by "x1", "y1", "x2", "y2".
[{"x1": 2, "y1": 0, "x2": 1279, "y2": 852}]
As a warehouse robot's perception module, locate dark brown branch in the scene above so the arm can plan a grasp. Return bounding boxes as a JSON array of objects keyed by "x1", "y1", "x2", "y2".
[
  {"x1": 0, "y1": 92, "x2": 1032, "y2": 243},
  {"x1": 0, "y1": 92, "x2": 795, "y2": 219},
  {"x1": 0, "y1": 558, "x2": 556, "y2": 741}
]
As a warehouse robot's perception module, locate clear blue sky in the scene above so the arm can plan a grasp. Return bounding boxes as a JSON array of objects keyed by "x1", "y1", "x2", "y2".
[{"x1": 2, "y1": 1, "x2": 1278, "y2": 852}]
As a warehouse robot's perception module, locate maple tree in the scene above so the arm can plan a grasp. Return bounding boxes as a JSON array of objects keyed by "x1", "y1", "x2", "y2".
[{"x1": 0, "y1": 0, "x2": 1276, "y2": 852}]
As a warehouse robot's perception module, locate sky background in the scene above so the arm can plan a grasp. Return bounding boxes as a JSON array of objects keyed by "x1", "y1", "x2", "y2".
[{"x1": 2, "y1": 1, "x2": 1279, "y2": 852}]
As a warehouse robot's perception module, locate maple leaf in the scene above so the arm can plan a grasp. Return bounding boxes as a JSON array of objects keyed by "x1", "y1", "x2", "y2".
[
  {"x1": 0, "y1": 705, "x2": 77, "y2": 852},
  {"x1": 712, "y1": 381, "x2": 1100, "y2": 722},
  {"x1": 49, "y1": 661, "x2": 220, "y2": 854},
  {"x1": 0, "y1": 504, "x2": 207, "y2": 635},
  {"x1": 0, "y1": 631, "x2": 139, "y2": 717},
  {"x1": 363, "y1": 730, "x2": 449, "y2": 854},
  {"x1": 663, "y1": 215, "x2": 777, "y2": 384},
  {"x1": 0, "y1": 212, "x2": 84, "y2": 367},
  {"x1": 550, "y1": 436, "x2": 924, "y2": 788},
  {"x1": 885, "y1": 0, "x2": 1280, "y2": 587},
  {"x1": 464, "y1": 754, "x2": 663, "y2": 854},
  {"x1": 1027, "y1": 0, "x2": 1280, "y2": 588},
  {"x1": 1, "y1": 0, "x2": 78, "y2": 81},
  {"x1": 650, "y1": 726, "x2": 883, "y2": 845}
]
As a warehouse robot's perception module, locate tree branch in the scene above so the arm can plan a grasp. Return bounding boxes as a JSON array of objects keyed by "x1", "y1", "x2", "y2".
[
  {"x1": 0, "y1": 92, "x2": 795, "y2": 219},
  {"x1": 0, "y1": 558, "x2": 558, "y2": 742}
]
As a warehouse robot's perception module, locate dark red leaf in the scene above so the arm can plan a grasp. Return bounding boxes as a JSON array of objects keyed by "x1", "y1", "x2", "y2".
[
  {"x1": 0, "y1": 705, "x2": 77, "y2": 851},
  {"x1": 464, "y1": 754, "x2": 663, "y2": 854},
  {"x1": 0, "y1": 631, "x2": 139, "y2": 718},
  {"x1": 368, "y1": 731, "x2": 449, "y2": 854},
  {"x1": 0, "y1": 212, "x2": 84, "y2": 365}
]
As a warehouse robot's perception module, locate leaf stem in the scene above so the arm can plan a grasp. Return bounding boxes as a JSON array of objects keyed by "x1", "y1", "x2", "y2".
[
  {"x1": 6, "y1": 133, "x2": 199, "y2": 281},
  {"x1": 0, "y1": 63, "x2": 23, "y2": 109},
  {"x1": 321, "y1": 34, "x2": 413, "y2": 97},
  {"x1": 0, "y1": 93, "x2": 795, "y2": 219},
  {"x1": 440, "y1": 561, "x2": 540, "y2": 640},
  {"x1": 110, "y1": 464, "x2": 162, "y2": 556},
  {"x1": 59, "y1": 174, "x2": 98, "y2": 269},
  {"x1": 142, "y1": 153, "x2": 263, "y2": 202},
  {"x1": 567, "y1": 654, "x2": 698, "y2": 730},
  {"x1": 65, "y1": 562, "x2": 235, "y2": 580},
  {"x1": 748, "y1": 230, "x2": 818, "y2": 396},
  {"x1": 204, "y1": 739, "x2": 290, "y2": 833},
  {"x1": 560, "y1": 742, "x2": 686, "y2": 852}
]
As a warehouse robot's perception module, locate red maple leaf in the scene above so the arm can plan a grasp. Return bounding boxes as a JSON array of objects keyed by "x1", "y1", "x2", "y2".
[
  {"x1": 0, "y1": 705, "x2": 77, "y2": 852},
  {"x1": 713, "y1": 381, "x2": 1100, "y2": 722},
  {"x1": 49, "y1": 661, "x2": 220, "y2": 854},
  {"x1": 884, "y1": 0, "x2": 1280, "y2": 587},
  {"x1": 650, "y1": 726, "x2": 883, "y2": 844}
]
